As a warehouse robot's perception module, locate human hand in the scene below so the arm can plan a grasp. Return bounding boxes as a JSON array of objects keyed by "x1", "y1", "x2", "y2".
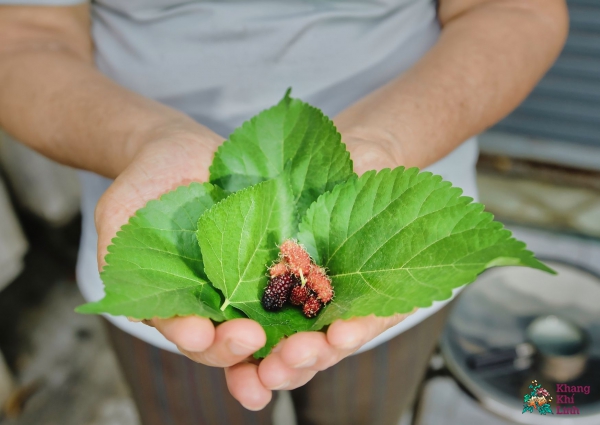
[{"x1": 94, "y1": 122, "x2": 270, "y2": 407}]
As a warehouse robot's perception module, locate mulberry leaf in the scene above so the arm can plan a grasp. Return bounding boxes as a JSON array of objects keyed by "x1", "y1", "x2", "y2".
[
  {"x1": 209, "y1": 90, "x2": 354, "y2": 217},
  {"x1": 297, "y1": 168, "x2": 554, "y2": 329}
]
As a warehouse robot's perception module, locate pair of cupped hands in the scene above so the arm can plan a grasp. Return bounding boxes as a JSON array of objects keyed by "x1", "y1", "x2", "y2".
[{"x1": 95, "y1": 119, "x2": 411, "y2": 410}]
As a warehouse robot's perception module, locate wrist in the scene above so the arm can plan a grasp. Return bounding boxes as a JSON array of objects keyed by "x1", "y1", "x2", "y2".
[{"x1": 340, "y1": 125, "x2": 406, "y2": 171}]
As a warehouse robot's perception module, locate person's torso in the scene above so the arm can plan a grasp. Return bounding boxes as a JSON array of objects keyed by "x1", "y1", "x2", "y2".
[{"x1": 92, "y1": 0, "x2": 439, "y2": 134}]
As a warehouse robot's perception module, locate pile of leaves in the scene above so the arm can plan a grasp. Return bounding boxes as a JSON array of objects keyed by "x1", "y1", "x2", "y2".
[{"x1": 77, "y1": 91, "x2": 553, "y2": 357}]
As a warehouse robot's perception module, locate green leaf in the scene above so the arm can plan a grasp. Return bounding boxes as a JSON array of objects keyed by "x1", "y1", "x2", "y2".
[
  {"x1": 197, "y1": 177, "x2": 313, "y2": 356},
  {"x1": 209, "y1": 90, "x2": 354, "y2": 216},
  {"x1": 297, "y1": 168, "x2": 554, "y2": 329},
  {"x1": 76, "y1": 183, "x2": 232, "y2": 321}
]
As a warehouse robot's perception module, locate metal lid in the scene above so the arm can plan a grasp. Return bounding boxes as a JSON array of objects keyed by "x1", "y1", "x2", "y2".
[{"x1": 441, "y1": 260, "x2": 600, "y2": 424}]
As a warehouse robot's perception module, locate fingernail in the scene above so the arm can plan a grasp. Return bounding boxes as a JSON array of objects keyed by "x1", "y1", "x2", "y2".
[
  {"x1": 292, "y1": 355, "x2": 317, "y2": 369},
  {"x1": 338, "y1": 338, "x2": 362, "y2": 351},
  {"x1": 241, "y1": 403, "x2": 264, "y2": 412},
  {"x1": 228, "y1": 340, "x2": 259, "y2": 356},
  {"x1": 270, "y1": 380, "x2": 290, "y2": 390}
]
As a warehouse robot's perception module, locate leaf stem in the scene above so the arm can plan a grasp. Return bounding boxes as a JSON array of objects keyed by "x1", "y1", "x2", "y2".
[
  {"x1": 220, "y1": 299, "x2": 231, "y2": 311},
  {"x1": 299, "y1": 269, "x2": 307, "y2": 287}
]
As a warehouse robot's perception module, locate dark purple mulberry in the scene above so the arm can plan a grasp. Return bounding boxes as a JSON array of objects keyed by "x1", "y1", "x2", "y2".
[{"x1": 261, "y1": 273, "x2": 300, "y2": 311}]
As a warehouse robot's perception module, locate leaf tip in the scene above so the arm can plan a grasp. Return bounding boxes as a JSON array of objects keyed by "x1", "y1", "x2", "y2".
[
  {"x1": 532, "y1": 260, "x2": 557, "y2": 275},
  {"x1": 74, "y1": 302, "x2": 99, "y2": 314},
  {"x1": 485, "y1": 254, "x2": 556, "y2": 275}
]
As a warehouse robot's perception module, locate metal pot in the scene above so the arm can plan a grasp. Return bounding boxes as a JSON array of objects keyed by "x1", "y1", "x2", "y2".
[{"x1": 440, "y1": 260, "x2": 600, "y2": 424}]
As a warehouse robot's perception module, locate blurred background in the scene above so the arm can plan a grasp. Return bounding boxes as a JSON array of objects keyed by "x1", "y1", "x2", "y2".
[{"x1": 0, "y1": 0, "x2": 599, "y2": 424}]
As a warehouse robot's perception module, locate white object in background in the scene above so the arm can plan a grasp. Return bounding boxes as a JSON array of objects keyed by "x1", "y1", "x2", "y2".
[
  {"x1": 0, "y1": 176, "x2": 27, "y2": 292},
  {"x1": 0, "y1": 130, "x2": 80, "y2": 226}
]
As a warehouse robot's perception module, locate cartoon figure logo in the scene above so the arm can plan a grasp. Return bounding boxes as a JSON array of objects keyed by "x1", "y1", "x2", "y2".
[{"x1": 523, "y1": 380, "x2": 553, "y2": 415}]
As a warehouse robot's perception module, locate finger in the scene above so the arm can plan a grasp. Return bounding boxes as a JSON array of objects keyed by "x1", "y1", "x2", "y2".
[
  {"x1": 152, "y1": 315, "x2": 215, "y2": 352},
  {"x1": 225, "y1": 362, "x2": 272, "y2": 411},
  {"x1": 327, "y1": 313, "x2": 409, "y2": 351},
  {"x1": 177, "y1": 318, "x2": 266, "y2": 367},
  {"x1": 278, "y1": 331, "x2": 340, "y2": 371},
  {"x1": 258, "y1": 351, "x2": 318, "y2": 391}
]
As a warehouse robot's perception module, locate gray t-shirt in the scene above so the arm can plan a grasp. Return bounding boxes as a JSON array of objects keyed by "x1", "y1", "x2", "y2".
[{"x1": 9, "y1": 0, "x2": 478, "y2": 353}]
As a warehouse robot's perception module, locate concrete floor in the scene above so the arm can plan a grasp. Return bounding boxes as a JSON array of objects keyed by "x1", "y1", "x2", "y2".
[
  {"x1": 0, "y1": 275, "x2": 139, "y2": 424},
  {"x1": 0, "y1": 211, "x2": 137, "y2": 425}
]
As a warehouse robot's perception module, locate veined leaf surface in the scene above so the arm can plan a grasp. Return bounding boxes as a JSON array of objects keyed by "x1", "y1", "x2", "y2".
[
  {"x1": 209, "y1": 90, "x2": 354, "y2": 216},
  {"x1": 297, "y1": 168, "x2": 554, "y2": 329}
]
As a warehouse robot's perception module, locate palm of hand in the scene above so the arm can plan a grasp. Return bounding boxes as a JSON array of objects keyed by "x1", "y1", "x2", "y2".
[{"x1": 95, "y1": 134, "x2": 409, "y2": 410}]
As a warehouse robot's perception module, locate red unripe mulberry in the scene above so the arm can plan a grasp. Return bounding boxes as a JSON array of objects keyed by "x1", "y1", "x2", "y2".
[
  {"x1": 307, "y1": 265, "x2": 334, "y2": 303},
  {"x1": 289, "y1": 283, "x2": 310, "y2": 306},
  {"x1": 280, "y1": 239, "x2": 312, "y2": 277},
  {"x1": 269, "y1": 261, "x2": 288, "y2": 278},
  {"x1": 302, "y1": 294, "x2": 323, "y2": 318}
]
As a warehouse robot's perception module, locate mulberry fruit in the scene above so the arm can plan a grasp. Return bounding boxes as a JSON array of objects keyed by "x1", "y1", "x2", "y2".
[
  {"x1": 302, "y1": 294, "x2": 323, "y2": 318},
  {"x1": 261, "y1": 240, "x2": 334, "y2": 318},
  {"x1": 307, "y1": 265, "x2": 334, "y2": 303},
  {"x1": 289, "y1": 283, "x2": 310, "y2": 306},
  {"x1": 261, "y1": 273, "x2": 299, "y2": 311},
  {"x1": 280, "y1": 239, "x2": 312, "y2": 277},
  {"x1": 269, "y1": 261, "x2": 288, "y2": 278}
]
